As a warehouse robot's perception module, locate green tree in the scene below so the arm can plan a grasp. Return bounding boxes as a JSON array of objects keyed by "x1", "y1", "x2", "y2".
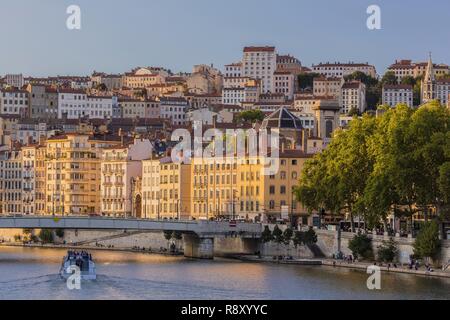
[
  {"x1": 400, "y1": 76, "x2": 416, "y2": 86},
  {"x1": 297, "y1": 72, "x2": 321, "y2": 90},
  {"x1": 172, "y1": 231, "x2": 183, "y2": 241},
  {"x1": 282, "y1": 228, "x2": 293, "y2": 245},
  {"x1": 348, "y1": 234, "x2": 373, "y2": 260},
  {"x1": 39, "y1": 229, "x2": 54, "y2": 244},
  {"x1": 293, "y1": 231, "x2": 305, "y2": 248},
  {"x1": 163, "y1": 230, "x2": 173, "y2": 241},
  {"x1": 272, "y1": 225, "x2": 284, "y2": 244},
  {"x1": 380, "y1": 71, "x2": 397, "y2": 85},
  {"x1": 55, "y1": 229, "x2": 65, "y2": 238},
  {"x1": 261, "y1": 226, "x2": 273, "y2": 243},
  {"x1": 304, "y1": 227, "x2": 318, "y2": 245},
  {"x1": 236, "y1": 110, "x2": 265, "y2": 124},
  {"x1": 377, "y1": 238, "x2": 398, "y2": 262},
  {"x1": 413, "y1": 221, "x2": 441, "y2": 261}
]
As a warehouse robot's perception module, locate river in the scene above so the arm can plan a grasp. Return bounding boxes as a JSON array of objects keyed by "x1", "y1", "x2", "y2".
[{"x1": 0, "y1": 246, "x2": 448, "y2": 300}]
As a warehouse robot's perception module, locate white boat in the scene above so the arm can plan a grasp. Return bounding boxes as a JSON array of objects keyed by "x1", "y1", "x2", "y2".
[{"x1": 60, "y1": 250, "x2": 97, "y2": 280}]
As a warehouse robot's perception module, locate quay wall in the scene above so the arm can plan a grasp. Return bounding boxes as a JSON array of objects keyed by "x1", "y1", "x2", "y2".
[{"x1": 315, "y1": 229, "x2": 450, "y2": 265}]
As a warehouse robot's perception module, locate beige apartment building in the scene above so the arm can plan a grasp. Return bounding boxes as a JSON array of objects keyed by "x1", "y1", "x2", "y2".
[
  {"x1": 45, "y1": 134, "x2": 120, "y2": 215},
  {"x1": 158, "y1": 157, "x2": 191, "y2": 220},
  {"x1": 100, "y1": 139, "x2": 153, "y2": 217},
  {"x1": 141, "y1": 158, "x2": 161, "y2": 219}
]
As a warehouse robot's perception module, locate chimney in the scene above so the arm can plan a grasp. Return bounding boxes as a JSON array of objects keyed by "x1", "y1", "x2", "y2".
[{"x1": 301, "y1": 130, "x2": 308, "y2": 154}]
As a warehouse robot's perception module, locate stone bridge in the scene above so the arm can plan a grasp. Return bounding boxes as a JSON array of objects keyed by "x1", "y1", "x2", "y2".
[{"x1": 0, "y1": 216, "x2": 262, "y2": 259}]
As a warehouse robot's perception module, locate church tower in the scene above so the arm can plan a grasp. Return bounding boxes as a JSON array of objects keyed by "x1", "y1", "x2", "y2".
[{"x1": 421, "y1": 53, "x2": 436, "y2": 103}]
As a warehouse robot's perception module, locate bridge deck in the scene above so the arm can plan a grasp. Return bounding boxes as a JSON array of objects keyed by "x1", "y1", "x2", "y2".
[{"x1": 0, "y1": 216, "x2": 262, "y2": 238}]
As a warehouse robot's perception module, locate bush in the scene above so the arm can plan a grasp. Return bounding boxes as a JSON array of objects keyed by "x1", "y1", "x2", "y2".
[
  {"x1": 377, "y1": 238, "x2": 397, "y2": 262},
  {"x1": 55, "y1": 229, "x2": 65, "y2": 238},
  {"x1": 304, "y1": 227, "x2": 317, "y2": 245},
  {"x1": 163, "y1": 230, "x2": 173, "y2": 241},
  {"x1": 293, "y1": 231, "x2": 305, "y2": 247},
  {"x1": 261, "y1": 226, "x2": 273, "y2": 243},
  {"x1": 414, "y1": 221, "x2": 440, "y2": 260},
  {"x1": 292, "y1": 228, "x2": 318, "y2": 247},
  {"x1": 282, "y1": 228, "x2": 294, "y2": 245},
  {"x1": 272, "y1": 225, "x2": 284, "y2": 244},
  {"x1": 13, "y1": 234, "x2": 22, "y2": 242},
  {"x1": 172, "y1": 231, "x2": 183, "y2": 241},
  {"x1": 39, "y1": 229, "x2": 54, "y2": 244},
  {"x1": 348, "y1": 234, "x2": 373, "y2": 260}
]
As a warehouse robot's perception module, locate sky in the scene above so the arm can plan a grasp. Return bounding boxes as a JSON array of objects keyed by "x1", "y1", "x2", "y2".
[{"x1": 0, "y1": 0, "x2": 449, "y2": 77}]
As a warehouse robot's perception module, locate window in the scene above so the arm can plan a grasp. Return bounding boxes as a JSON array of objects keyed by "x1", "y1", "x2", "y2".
[{"x1": 269, "y1": 186, "x2": 275, "y2": 194}]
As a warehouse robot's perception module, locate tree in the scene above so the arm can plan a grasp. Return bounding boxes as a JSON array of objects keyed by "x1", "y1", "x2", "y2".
[
  {"x1": 400, "y1": 76, "x2": 416, "y2": 86},
  {"x1": 377, "y1": 238, "x2": 398, "y2": 262},
  {"x1": 347, "y1": 107, "x2": 359, "y2": 117},
  {"x1": 55, "y1": 229, "x2": 65, "y2": 238},
  {"x1": 304, "y1": 227, "x2": 318, "y2": 245},
  {"x1": 163, "y1": 230, "x2": 173, "y2": 241},
  {"x1": 272, "y1": 225, "x2": 284, "y2": 244},
  {"x1": 413, "y1": 221, "x2": 440, "y2": 261},
  {"x1": 172, "y1": 231, "x2": 183, "y2": 241},
  {"x1": 295, "y1": 115, "x2": 377, "y2": 232},
  {"x1": 236, "y1": 110, "x2": 265, "y2": 124},
  {"x1": 297, "y1": 72, "x2": 321, "y2": 90},
  {"x1": 296, "y1": 101, "x2": 450, "y2": 236},
  {"x1": 380, "y1": 71, "x2": 397, "y2": 86},
  {"x1": 261, "y1": 226, "x2": 273, "y2": 243},
  {"x1": 39, "y1": 229, "x2": 54, "y2": 244},
  {"x1": 282, "y1": 228, "x2": 293, "y2": 245},
  {"x1": 348, "y1": 234, "x2": 373, "y2": 260},
  {"x1": 293, "y1": 231, "x2": 305, "y2": 248}
]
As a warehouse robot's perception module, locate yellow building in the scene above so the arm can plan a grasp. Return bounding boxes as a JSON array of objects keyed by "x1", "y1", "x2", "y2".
[
  {"x1": 190, "y1": 149, "x2": 310, "y2": 221},
  {"x1": 158, "y1": 157, "x2": 191, "y2": 220},
  {"x1": 141, "y1": 158, "x2": 161, "y2": 219},
  {"x1": 262, "y1": 150, "x2": 311, "y2": 220},
  {"x1": 45, "y1": 134, "x2": 120, "y2": 215}
]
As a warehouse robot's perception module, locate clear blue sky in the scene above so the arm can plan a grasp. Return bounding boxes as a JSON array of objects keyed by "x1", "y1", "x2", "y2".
[{"x1": 1, "y1": 0, "x2": 449, "y2": 76}]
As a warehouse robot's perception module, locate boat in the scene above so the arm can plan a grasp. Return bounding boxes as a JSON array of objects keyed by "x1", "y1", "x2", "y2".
[{"x1": 60, "y1": 250, "x2": 97, "y2": 280}]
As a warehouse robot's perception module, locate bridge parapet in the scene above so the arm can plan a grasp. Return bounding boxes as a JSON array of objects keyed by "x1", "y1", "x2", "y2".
[{"x1": 0, "y1": 217, "x2": 262, "y2": 238}]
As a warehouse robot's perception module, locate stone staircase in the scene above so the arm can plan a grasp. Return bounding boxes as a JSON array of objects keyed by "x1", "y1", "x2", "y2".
[{"x1": 72, "y1": 230, "x2": 150, "y2": 246}]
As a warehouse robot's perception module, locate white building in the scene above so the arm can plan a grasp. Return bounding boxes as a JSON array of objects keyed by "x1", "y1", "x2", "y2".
[
  {"x1": 0, "y1": 88, "x2": 29, "y2": 116},
  {"x1": 58, "y1": 89, "x2": 87, "y2": 119},
  {"x1": 86, "y1": 95, "x2": 115, "y2": 119},
  {"x1": 224, "y1": 62, "x2": 242, "y2": 77},
  {"x1": 273, "y1": 71, "x2": 295, "y2": 100},
  {"x1": 159, "y1": 97, "x2": 188, "y2": 125},
  {"x1": 5, "y1": 74, "x2": 24, "y2": 88},
  {"x1": 382, "y1": 84, "x2": 413, "y2": 108},
  {"x1": 222, "y1": 88, "x2": 245, "y2": 105},
  {"x1": 340, "y1": 81, "x2": 366, "y2": 114},
  {"x1": 242, "y1": 46, "x2": 277, "y2": 94},
  {"x1": 312, "y1": 62, "x2": 377, "y2": 78},
  {"x1": 0, "y1": 149, "x2": 23, "y2": 215}
]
